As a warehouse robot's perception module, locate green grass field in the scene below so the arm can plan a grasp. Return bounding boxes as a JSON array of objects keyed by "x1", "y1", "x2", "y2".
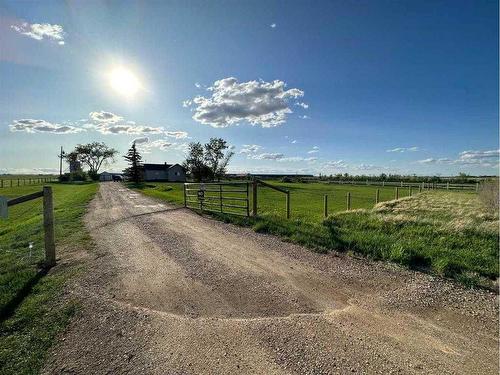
[
  {"x1": 135, "y1": 181, "x2": 415, "y2": 221},
  {"x1": 0, "y1": 183, "x2": 97, "y2": 374},
  {"x1": 136, "y1": 181, "x2": 498, "y2": 288}
]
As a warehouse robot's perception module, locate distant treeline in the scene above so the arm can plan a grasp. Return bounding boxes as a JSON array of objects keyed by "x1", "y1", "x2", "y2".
[
  {"x1": 227, "y1": 173, "x2": 496, "y2": 184},
  {"x1": 317, "y1": 173, "x2": 495, "y2": 184}
]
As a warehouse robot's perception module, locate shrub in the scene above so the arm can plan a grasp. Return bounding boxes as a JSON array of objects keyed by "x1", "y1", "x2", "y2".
[{"x1": 70, "y1": 171, "x2": 87, "y2": 181}]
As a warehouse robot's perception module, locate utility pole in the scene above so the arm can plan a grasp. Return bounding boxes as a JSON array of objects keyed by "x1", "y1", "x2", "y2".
[{"x1": 58, "y1": 146, "x2": 64, "y2": 177}]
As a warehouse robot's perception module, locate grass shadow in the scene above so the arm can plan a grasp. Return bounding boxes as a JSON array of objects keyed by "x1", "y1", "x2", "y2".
[{"x1": 0, "y1": 265, "x2": 49, "y2": 323}]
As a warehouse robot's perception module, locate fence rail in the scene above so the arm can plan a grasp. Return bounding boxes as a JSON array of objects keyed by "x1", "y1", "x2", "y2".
[
  {"x1": 2, "y1": 186, "x2": 56, "y2": 267},
  {"x1": 327, "y1": 180, "x2": 478, "y2": 191},
  {"x1": 0, "y1": 177, "x2": 58, "y2": 188}
]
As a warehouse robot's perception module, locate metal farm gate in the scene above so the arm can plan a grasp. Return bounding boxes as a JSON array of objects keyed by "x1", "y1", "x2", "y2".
[{"x1": 184, "y1": 182, "x2": 250, "y2": 217}]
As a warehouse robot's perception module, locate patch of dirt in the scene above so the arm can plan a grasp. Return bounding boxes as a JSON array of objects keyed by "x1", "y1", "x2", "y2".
[{"x1": 43, "y1": 183, "x2": 499, "y2": 374}]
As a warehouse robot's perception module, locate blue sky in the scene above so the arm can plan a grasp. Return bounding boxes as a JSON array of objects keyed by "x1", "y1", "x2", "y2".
[{"x1": 0, "y1": 0, "x2": 498, "y2": 176}]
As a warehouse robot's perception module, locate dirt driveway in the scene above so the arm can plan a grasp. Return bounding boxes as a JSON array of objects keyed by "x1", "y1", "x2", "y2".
[{"x1": 44, "y1": 183, "x2": 498, "y2": 374}]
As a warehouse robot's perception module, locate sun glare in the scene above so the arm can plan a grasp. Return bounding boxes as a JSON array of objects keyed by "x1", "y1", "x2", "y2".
[{"x1": 109, "y1": 67, "x2": 141, "y2": 98}]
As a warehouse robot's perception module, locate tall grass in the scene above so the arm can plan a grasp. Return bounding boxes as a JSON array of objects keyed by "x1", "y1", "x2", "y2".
[{"x1": 479, "y1": 179, "x2": 499, "y2": 214}]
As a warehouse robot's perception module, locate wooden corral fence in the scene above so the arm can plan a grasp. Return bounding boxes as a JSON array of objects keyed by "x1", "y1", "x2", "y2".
[
  {"x1": 0, "y1": 177, "x2": 58, "y2": 188},
  {"x1": 184, "y1": 180, "x2": 291, "y2": 218},
  {"x1": 0, "y1": 186, "x2": 56, "y2": 267}
]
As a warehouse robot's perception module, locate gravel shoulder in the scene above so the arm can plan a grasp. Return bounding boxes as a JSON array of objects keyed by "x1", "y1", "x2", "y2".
[{"x1": 43, "y1": 183, "x2": 499, "y2": 374}]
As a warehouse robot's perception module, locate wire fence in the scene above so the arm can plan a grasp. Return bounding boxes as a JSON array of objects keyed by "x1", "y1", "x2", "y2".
[
  {"x1": 0, "y1": 177, "x2": 58, "y2": 188},
  {"x1": 326, "y1": 180, "x2": 478, "y2": 191}
]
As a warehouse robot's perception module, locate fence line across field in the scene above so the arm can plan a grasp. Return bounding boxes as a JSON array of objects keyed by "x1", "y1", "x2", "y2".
[
  {"x1": 0, "y1": 177, "x2": 58, "y2": 188},
  {"x1": 184, "y1": 180, "x2": 446, "y2": 219},
  {"x1": 327, "y1": 180, "x2": 478, "y2": 191}
]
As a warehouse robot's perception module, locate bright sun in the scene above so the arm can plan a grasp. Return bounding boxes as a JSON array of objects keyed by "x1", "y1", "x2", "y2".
[{"x1": 109, "y1": 67, "x2": 141, "y2": 98}]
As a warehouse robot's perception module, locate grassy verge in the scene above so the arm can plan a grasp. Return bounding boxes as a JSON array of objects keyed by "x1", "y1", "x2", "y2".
[
  {"x1": 134, "y1": 182, "x2": 498, "y2": 289},
  {"x1": 0, "y1": 183, "x2": 97, "y2": 374}
]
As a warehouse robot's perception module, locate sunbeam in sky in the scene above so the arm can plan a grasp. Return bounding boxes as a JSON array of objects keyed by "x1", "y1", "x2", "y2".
[{"x1": 108, "y1": 66, "x2": 141, "y2": 98}]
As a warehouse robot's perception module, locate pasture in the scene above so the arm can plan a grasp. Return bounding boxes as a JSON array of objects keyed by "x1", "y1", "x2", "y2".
[
  {"x1": 0, "y1": 183, "x2": 97, "y2": 373},
  {"x1": 136, "y1": 181, "x2": 498, "y2": 288},
  {"x1": 136, "y1": 181, "x2": 416, "y2": 221}
]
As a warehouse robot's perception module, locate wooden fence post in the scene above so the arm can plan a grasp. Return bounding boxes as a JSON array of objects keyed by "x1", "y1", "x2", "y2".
[
  {"x1": 286, "y1": 191, "x2": 290, "y2": 219},
  {"x1": 183, "y1": 184, "x2": 187, "y2": 207},
  {"x1": 395, "y1": 187, "x2": 399, "y2": 200},
  {"x1": 43, "y1": 186, "x2": 56, "y2": 267},
  {"x1": 252, "y1": 181, "x2": 258, "y2": 216},
  {"x1": 409, "y1": 186, "x2": 412, "y2": 196},
  {"x1": 446, "y1": 182, "x2": 449, "y2": 190},
  {"x1": 324, "y1": 194, "x2": 328, "y2": 218},
  {"x1": 375, "y1": 189, "x2": 380, "y2": 204},
  {"x1": 476, "y1": 182, "x2": 479, "y2": 192},
  {"x1": 347, "y1": 192, "x2": 351, "y2": 211},
  {"x1": 419, "y1": 185, "x2": 422, "y2": 193},
  {"x1": 220, "y1": 184, "x2": 224, "y2": 213}
]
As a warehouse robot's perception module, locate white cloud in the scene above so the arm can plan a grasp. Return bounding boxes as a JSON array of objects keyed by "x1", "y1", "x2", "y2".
[
  {"x1": 270, "y1": 23, "x2": 277, "y2": 28},
  {"x1": 0, "y1": 167, "x2": 60, "y2": 175},
  {"x1": 295, "y1": 102, "x2": 309, "y2": 109},
  {"x1": 278, "y1": 156, "x2": 318, "y2": 163},
  {"x1": 148, "y1": 140, "x2": 173, "y2": 150},
  {"x1": 186, "y1": 77, "x2": 304, "y2": 128},
  {"x1": 291, "y1": 140, "x2": 297, "y2": 144},
  {"x1": 323, "y1": 160, "x2": 348, "y2": 169},
  {"x1": 132, "y1": 137, "x2": 149, "y2": 144},
  {"x1": 195, "y1": 82, "x2": 202, "y2": 88},
  {"x1": 416, "y1": 150, "x2": 499, "y2": 167},
  {"x1": 11, "y1": 22, "x2": 65, "y2": 44},
  {"x1": 308, "y1": 146, "x2": 320, "y2": 154},
  {"x1": 416, "y1": 158, "x2": 452, "y2": 165},
  {"x1": 87, "y1": 111, "x2": 185, "y2": 136},
  {"x1": 240, "y1": 144, "x2": 262, "y2": 154},
  {"x1": 9, "y1": 119, "x2": 83, "y2": 134},
  {"x1": 182, "y1": 100, "x2": 192, "y2": 108},
  {"x1": 300, "y1": 115, "x2": 310, "y2": 120},
  {"x1": 457, "y1": 150, "x2": 499, "y2": 165},
  {"x1": 164, "y1": 131, "x2": 188, "y2": 139},
  {"x1": 89, "y1": 111, "x2": 123, "y2": 123},
  {"x1": 249, "y1": 153, "x2": 285, "y2": 160},
  {"x1": 92, "y1": 123, "x2": 164, "y2": 135},
  {"x1": 387, "y1": 146, "x2": 419, "y2": 153}
]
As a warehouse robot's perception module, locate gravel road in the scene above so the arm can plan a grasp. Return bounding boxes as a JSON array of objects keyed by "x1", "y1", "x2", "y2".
[{"x1": 44, "y1": 183, "x2": 499, "y2": 374}]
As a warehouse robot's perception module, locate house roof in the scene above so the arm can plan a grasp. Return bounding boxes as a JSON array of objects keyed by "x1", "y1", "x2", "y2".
[{"x1": 143, "y1": 163, "x2": 171, "y2": 170}]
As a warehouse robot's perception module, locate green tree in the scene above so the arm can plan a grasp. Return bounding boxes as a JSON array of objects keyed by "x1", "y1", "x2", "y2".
[
  {"x1": 183, "y1": 138, "x2": 234, "y2": 182},
  {"x1": 183, "y1": 142, "x2": 211, "y2": 182},
  {"x1": 68, "y1": 142, "x2": 118, "y2": 180},
  {"x1": 123, "y1": 142, "x2": 144, "y2": 184},
  {"x1": 204, "y1": 138, "x2": 234, "y2": 181}
]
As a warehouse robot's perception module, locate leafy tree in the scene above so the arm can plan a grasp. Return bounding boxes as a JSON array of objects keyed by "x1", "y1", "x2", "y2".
[
  {"x1": 67, "y1": 142, "x2": 118, "y2": 180},
  {"x1": 183, "y1": 138, "x2": 234, "y2": 182},
  {"x1": 123, "y1": 142, "x2": 144, "y2": 184},
  {"x1": 183, "y1": 142, "x2": 212, "y2": 182},
  {"x1": 204, "y1": 138, "x2": 234, "y2": 181}
]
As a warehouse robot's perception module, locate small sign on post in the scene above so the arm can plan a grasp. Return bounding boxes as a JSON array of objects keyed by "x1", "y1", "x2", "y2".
[{"x1": 0, "y1": 196, "x2": 7, "y2": 219}]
